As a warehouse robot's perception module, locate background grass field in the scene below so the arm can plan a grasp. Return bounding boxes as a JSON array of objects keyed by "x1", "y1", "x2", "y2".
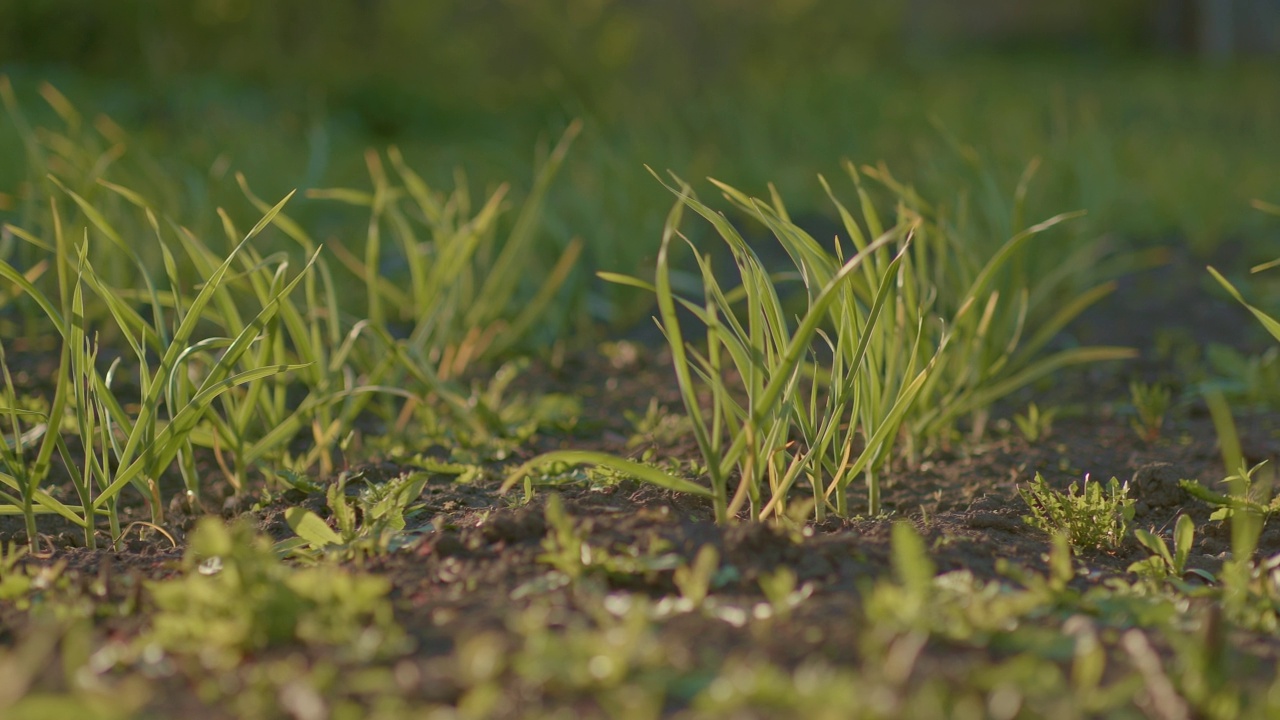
[{"x1": 3, "y1": 1, "x2": 1277, "y2": 336}]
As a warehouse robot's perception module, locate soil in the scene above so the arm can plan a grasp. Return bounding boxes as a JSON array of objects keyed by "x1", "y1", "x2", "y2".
[{"x1": 3, "y1": 252, "x2": 1280, "y2": 718}]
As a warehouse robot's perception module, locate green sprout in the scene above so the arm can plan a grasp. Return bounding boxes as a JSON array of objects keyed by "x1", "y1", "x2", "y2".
[
  {"x1": 1013, "y1": 402, "x2": 1058, "y2": 442},
  {"x1": 1128, "y1": 514, "x2": 1216, "y2": 586},
  {"x1": 1129, "y1": 380, "x2": 1172, "y2": 443}
]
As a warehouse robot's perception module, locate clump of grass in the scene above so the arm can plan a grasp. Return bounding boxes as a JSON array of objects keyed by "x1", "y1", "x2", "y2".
[
  {"x1": 1, "y1": 86, "x2": 592, "y2": 545},
  {"x1": 838, "y1": 160, "x2": 1134, "y2": 454},
  {"x1": 507, "y1": 173, "x2": 922, "y2": 522},
  {"x1": 507, "y1": 157, "x2": 1130, "y2": 523},
  {"x1": 308, "y1": 121, "x2": 583, "y2": 375},
  {"x1": 0, "y1": 187, "x2": 310, "y2": 547}
]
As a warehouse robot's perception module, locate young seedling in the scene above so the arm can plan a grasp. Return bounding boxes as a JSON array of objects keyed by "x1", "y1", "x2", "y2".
[
  {"x1": 756, "y1": 566, "x2": 813, "y2": 620},
  {"x1": 1013, "y1": 402, "x2": 1058, "y2": 442},
  {"x1": 1182, "y1": 460, "x2": 1277, "y2": 563},
  {"x1": 672, "y1": 545, "x2": 723, "y2": 609},
  {"x1": 1129, "y1": 380, "x2": 1172, "y2": 443},
  {"x1": 1128, "y1": 514, "x2": 1216, "y2": 586}
]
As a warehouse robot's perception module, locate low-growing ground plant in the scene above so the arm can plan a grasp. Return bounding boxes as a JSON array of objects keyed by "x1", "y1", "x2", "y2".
[
  {"x1": 280, "y1": 468, "x2": 433, "y2": 560},
  {"x1": 534, "y1": 494, "x2": 681, "y2": 586},
  {"x1": 0, "y1": 616, "x2": 150, "y2": 719},
  {"x1": 624, "y1": 398, "x2": 695, "y2": 449},
  {"x1": 1013, "y1": 402, "x2": 1058, "y2": 442},
  {"x1": 141, "y1": 519, "x2": 406, "y2": 670},
  {"x1": 1129, "y1": 514, "x2": 1217, "y2": 587},
  {"x1": 1182, "y1": 461, "x2": 1278, "y2": 556},
  {"x1": 1130, "y1": 380, "x2": 1172, "y2": 443},
  {"x1": 1019, "y1": 473, "x2": 1134, "y2": 551}
]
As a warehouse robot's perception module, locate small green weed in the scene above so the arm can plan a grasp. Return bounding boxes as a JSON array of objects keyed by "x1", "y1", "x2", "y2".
[
  {"x1": 1129, "y1": 380, "x2": 1172, "y2": 443},
  {"x1": 670, "y1": 545, "x2": 724, "y2": 609},
  {"x1": 0, "y1": 542, "x2": 66, "y2": 606},
  {"x1": 756, "y1": 566, "x2": 813, "y2": 620},
  {"x1": 1013, "y1": 402, "x2": 1058, "y2": 442},
  {"x1": 534, "y1": 495, "x2": 681, "y2": 586},
  {"x1": 1019, "y1": 473, "x2": 1134, "y2": 551},
  {"x1": 141, "y1": 519, "x2": 405, "y2": 670},
  {"x1": 624, "y1": 398, "x2": 695, "y2": 448},
  {"x1": 1183, "y1": 461, "x2": 1277, "y2": 519},
  {"x1": 1204, "y1": 345, "x2": 1280, "y2": 410},
  {"x1": 1182, "y1": 461, "x2": 1277, "y2": 559},
  {"x1": 1128, "y1": 514, "x2": 1216, "y2": 586},
  {"x1": 280, "y1": 469, "x2": 433, "y2": 560},
  {"x1": 0, "y1": 617, "x2": 150, "y2": 720}
]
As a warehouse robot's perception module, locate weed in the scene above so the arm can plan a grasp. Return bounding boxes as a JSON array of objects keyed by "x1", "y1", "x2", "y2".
[
  {"x1": 534, "y1": 494, "x2": 680, "y2": 586},
  {"x1": 503, "y1": 597, "x2": 671, "y2": 719},
  {"x1": 1129, "y1": 380, "x2": 1172, "y2": 443},
  {"x1": 0, "y1": 616, "x2": 150, "y2": 720},
  {"x1": 1182, "y1": 461, "x2": 1277, "y2": 560},
  {"x1": 280, "y1": 469, "x2": 433, "y2": 560},
  {"x1": 671, "y1": 545, "x2": 723, "y2": 609},
  {"x1": 624, "y1": 398, "x2": 695, "y2": 448},
  {"x1": 1128, "y1": 514, "x2": 1217, "y2": 587},
  {"x1": 1013, "y1": 402, "x2": 1058, "y2": 442},
  {"x1": 0, "y1": 542, "x2": 68, "y2": 607},
  {"x1": 1203, "y1": 345, "x2": 1280, "y2": 410},
  {"x1": 1019, "y1": 473, "x2": 1134, "y2": 551},
  {"x1": 756, "y1": 566, "x2": 813, "y2": 620},
  {"x1": 537, "y1": 494, "x2": 591, "y2": 583},
  {"x1": 141, "y1": 519, "x2": 405, "y2": 670}
]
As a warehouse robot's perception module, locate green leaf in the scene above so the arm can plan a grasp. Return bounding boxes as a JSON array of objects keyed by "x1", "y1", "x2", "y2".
[
  {"x1": 890, "y1": 522, "x2": 934, "y2": 594},
  {"x1": 1210, "y1": 265, "x2": 1280, "y2": 343},
  {"x1": 1133, "y1": 528, "x2": 1174, "y2": 570},
  {"x1": 1173, "y1": 514, "x2": 1194, "y2": 572},
  {"x1": 285, "y1": 508, "x2": 343, "y2": 548}
]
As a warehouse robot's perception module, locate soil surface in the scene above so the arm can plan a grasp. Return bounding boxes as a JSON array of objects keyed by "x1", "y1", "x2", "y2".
[{"x1": 3, "y1": 253, "x2": 1280, "y2": 718}]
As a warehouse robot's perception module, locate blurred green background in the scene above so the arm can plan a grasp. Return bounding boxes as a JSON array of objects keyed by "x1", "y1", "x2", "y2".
[{"x1": 2, "y1": 0, "x2": 1277, "y2": 331}]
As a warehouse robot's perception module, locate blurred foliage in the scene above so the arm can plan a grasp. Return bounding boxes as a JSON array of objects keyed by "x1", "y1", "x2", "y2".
[
  {"x1": 1, "y1": 0, "x2": 1278, "y2": 333},
  {"x1": 0, "y1": 0, "x2": 901, "y2": 115}
]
